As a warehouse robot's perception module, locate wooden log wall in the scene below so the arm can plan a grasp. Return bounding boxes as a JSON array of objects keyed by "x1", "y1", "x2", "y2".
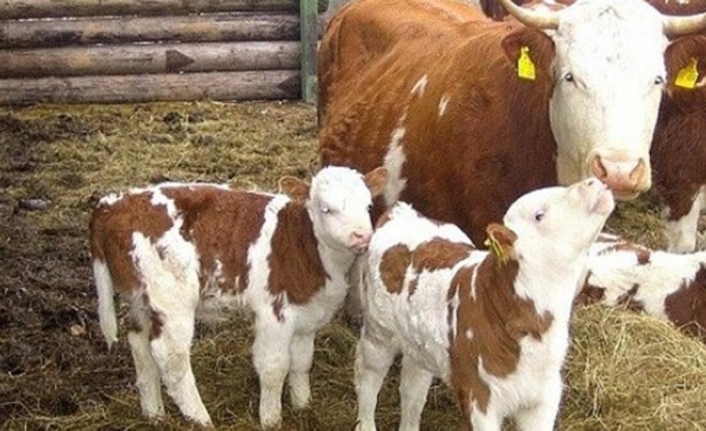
[{"x1": 0, "y1": 0, "x2": 326, "y2": 105}]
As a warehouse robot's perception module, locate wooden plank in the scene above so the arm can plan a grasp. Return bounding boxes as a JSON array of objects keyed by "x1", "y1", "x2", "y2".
[
  {"x1": 299, "y1": 0, "x2": 318, "y2": 103},
  {"x1": 0, "y1": 13, "x2": 300, "y2": 49},
  {"x1": 0, "y1": 41, "x2": 300, "y2": 78},
  {"x1": 0, "y1": 70, "x2": 300, "y2": 105},
  {"x1": 0, "y1": 0, "x2": 299, "y2": 20}
]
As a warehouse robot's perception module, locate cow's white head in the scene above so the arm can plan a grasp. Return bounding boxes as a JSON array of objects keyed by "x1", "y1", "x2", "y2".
[{"x1": 499, "y1": 0, "x2": 706, "y2": 200}]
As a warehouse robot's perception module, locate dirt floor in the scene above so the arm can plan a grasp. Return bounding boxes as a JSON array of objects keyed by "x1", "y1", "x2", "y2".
[{"x1": 1, "y1": 100, "x2": 705, "y2": 431}]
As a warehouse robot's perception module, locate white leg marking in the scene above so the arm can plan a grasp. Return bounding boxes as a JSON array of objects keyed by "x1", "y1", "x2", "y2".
[
  {"x1": 130, "y1": 228, "x2": 208, "y2": 425},
  {"x1": 354, "y1": 330, "x2": 396, "y2": 431},
  {"x1": 514, "y1": 374, "x2": 562, "y2": 431},
  {"x1": 288, "y1": 332, "x2": 316, "y2": 409},
  {"x1": 253, "y1": 317, "x2": 294, "y2": 428},
  {"x1": 150, "y1": 311, "x2": 211, "y2": 426},
  {"x1": 127, "y1": 329, "x2": 165, "y2": 419},
  {"x1": 469, "y1": 403, "x2": 502, "y2": 431},
  {"x1": 664, "y1": 187, "x2": 706, "y2": 253},
  {"x1": 398, "y1": 355, "x2": 434, "y2": 431}
]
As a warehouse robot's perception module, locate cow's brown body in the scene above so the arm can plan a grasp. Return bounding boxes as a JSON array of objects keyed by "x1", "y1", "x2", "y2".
[{"x1": 320, "y1": 0, "x2": 556, "y2": 244}]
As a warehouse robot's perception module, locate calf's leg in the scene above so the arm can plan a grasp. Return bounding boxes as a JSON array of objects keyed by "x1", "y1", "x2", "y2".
[
  {"x1": 127, "y1": 327, "x2": 165, "y2": 420},
  {"x1": 253, "y1": 316, "x2": 295, "y2": 428},
  {"x1": 398, "y1": 355, "x2": 433, "y2": 431},
  {"x1": 288, "y1": 332, "x2": 315, "y2": 409},
  {"x1": 513, "y1": 374, "x2": 562, "y2": 431},
  {"x1": 354, "y1": 328, "x2": 397, "y2": 431},
  {"x1": 149, "y1": 308, "x2": 211, "y2": 426}
]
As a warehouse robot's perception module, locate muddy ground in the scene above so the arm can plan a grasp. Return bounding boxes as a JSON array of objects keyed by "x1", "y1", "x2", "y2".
[{"x1": 1, "y1": 100, "x2": 705, "y2": 431}]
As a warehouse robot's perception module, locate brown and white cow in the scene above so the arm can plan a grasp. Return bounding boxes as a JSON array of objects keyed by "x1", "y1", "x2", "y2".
[
  {"x1": 480, "y1": 0, "x2": 706, "y2": 254},
  {"x1": 578, "y1": 232, "x2": 706, "y2": 341},
  {"x1": 652, "y1": 27, "x2": 706, "y2": 252},
  {"x1": 319, "y1": 0, "x2": 706, "y2": 246},
  {"x1": 89, "y1": 166, "x2": 388, "y2": 428},
  {"x1": 354, "y1": 178, "x2": 614, "y2": 431}
]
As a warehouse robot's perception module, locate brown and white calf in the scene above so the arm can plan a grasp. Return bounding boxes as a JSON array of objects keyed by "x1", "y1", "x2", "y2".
[
  {"x1": 579, "y1": 233, "x2": 706, "y2": 341},
  {"x1": 354, "y1": 178, "x2": 614, "y2": 431},
  {"x1": 89, "y1": 166, "x2": 388, "y2": 428}
]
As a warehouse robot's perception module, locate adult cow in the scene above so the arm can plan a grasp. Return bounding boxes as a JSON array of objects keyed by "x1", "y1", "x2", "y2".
[
  {"x1": 319, "y1": 0, "x2": 706, "y2": 245},
  {"x1": 477, "y1": 0, "x2": 706, "y2": 253}
]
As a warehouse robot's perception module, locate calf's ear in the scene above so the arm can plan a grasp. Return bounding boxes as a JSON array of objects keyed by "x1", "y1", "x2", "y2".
[
  {"x1": 279, "y1": 176, "x2": 310, "y2": 201},
  {"x1": 501, "y1": 27, "x2": 555, "y2": 82},
  {"x1": 484, "y1": 223, "x2": 518, "y2": 263},
  {"x1": 364, "y1": 167, "x2": 390, "y2": 198}
]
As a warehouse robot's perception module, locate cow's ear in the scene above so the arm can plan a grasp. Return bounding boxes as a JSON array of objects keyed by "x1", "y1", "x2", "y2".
[
  {"x1": 501, "y1": 27, "x2": 555, "y2": 82},
  {"x1": 363, "y1": 166, "x2": 389, "y2": 198},
  {"x1": 484, "y1": 223, "x2": 518, "y2": 263},
  {"x1": 665, "y1": 35, "x2": 706, "y2": 97},
  {"x1": 279, "y1": 176, "x2": 310, "y2": 201}
]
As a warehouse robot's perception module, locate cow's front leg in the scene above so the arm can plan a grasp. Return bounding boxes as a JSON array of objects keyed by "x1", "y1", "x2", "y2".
[{"x1": 663, "y1": 188, "x2": 706, "y2": 253}]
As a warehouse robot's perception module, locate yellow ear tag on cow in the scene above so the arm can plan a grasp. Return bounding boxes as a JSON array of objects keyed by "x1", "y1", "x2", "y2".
[
  {"x1": 518, "y1": 46, "x2": 536, "y2": 81},
  {"x1": 675, "y1": 58, "x2": 699, "y2": 90},
  {"x1": 484, "y1": 237, "x2": 507, "y2": 264}
]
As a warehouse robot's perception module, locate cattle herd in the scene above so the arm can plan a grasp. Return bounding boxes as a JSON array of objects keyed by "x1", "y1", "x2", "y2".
[{"x1": 89, "y1": 0, "x2": 706, "y2": 429}]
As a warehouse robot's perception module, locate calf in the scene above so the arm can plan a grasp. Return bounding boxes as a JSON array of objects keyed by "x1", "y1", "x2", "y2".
[
  {"x1": 89, "y1": 166, "x2": 388, "y2": 428},
  {"x1": 579, "y1": 233, "x2": 706, "y2": 341},
  {"x1": 354, "y1": 178, "x2": 614, "y2": 431}
]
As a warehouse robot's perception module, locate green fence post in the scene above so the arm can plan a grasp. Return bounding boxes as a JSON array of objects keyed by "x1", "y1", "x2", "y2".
[{"x1": 300, "y1": 0, "x2": 318, "y2": 103}]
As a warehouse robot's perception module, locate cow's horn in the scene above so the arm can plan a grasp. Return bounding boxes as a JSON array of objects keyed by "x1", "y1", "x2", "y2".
[
  {"x1": 663, "y1": 12, "x2": 706, "y2": 37},
  {"x1": 497, "y1": 0, "x2": 559, "y2": 30}
]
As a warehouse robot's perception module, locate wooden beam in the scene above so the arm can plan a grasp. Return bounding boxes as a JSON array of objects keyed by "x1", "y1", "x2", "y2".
[
  {"x1": 0, "y1": 13, "x2": 300, "y2": 49},
  {"x1": 0, "y1": 0, "x2": 299, "y2": 20},
  {"x1": 0, "y1": 70, "x2": 300, "y2": 105},
  {"x1": 299, "y1": 0, "x2": 318, "y2": 103},
  {"x1": 1, "y1": 41, "x2": 300, "y2": 78}
]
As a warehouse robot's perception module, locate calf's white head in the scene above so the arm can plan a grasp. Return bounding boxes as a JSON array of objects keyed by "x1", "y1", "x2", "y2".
[
  {"x1": 498, "y1": 178, "x2": 614, "y2": 269},
  {"x1": 279, "y1": 166, "x2": 388, "y2": 253},
  {"x1": 499, "y1": 0, "x2": 706, "y2": 200}
]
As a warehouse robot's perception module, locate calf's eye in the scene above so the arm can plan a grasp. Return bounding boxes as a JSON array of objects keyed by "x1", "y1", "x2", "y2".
[
  {"x1": 321, "y1": 207, "x2": 331, "y2": 214},
  {"x1": 534, "y1": 210, "x2": 545, "y2": 222}
]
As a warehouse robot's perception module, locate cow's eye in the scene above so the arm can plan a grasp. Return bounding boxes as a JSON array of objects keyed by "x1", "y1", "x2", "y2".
[
  {"x1": 563, "y1": 72, "x2": 574, "y2": 82},
  {"x1": 321, "y1": 207, "x2": 331, "y2": 214},
  {"x1": 534, "y1": 210, "x2": 545, "y2": 222},
  {"x1": 654, "y1": 75, "x2": 666, "y2": 85}
]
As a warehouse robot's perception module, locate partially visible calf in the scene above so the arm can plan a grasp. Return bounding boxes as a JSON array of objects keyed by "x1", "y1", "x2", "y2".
[
  {"x1": 579, "y1": 233, "x2": 706, "y2": 341},
  {"x1": 354, "y1": 178, "x2": 614, "y2": 431},
  {"x1": 89, "y1": 166, "x2": 388, "y2": 428}
]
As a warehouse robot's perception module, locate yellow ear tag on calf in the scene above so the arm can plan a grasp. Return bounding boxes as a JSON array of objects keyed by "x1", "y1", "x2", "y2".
[
  {"x1": 518, "y1": 46, "x2": 536, "y2": 81},
  {"x1": 675, "y1": 58, "x2": 699, "y2": 90},
  {"x1": 484, "y1": 237, "x2": 507, "y2": 265}
]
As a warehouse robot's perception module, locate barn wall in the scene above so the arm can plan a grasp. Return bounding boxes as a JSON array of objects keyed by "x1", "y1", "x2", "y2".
[{"x1": 0, "y1": 0, "x2": 326, "y2": 104}]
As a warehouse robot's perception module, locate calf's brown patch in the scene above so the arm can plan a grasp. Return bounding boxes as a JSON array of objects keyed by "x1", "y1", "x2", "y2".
[
  {"x1": 665, "y1": 265, "x2": 706, "y2": 340},
  {"x1": 448, "y1": 253, "x2": 553, "y2": 418},
  {"x1": 268, "y1": 201, "x2": 328, "y2": 305}
]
